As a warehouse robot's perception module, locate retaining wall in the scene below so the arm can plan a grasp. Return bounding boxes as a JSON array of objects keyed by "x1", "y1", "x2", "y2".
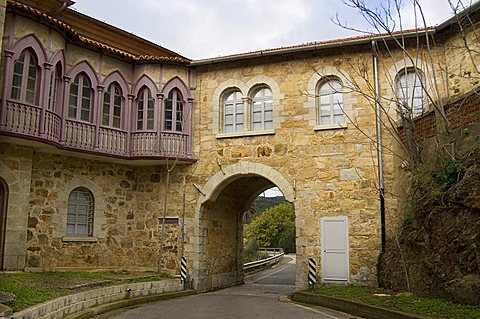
[{"x1": 2, "y1": 279, "x2": 183, "y2": 319}]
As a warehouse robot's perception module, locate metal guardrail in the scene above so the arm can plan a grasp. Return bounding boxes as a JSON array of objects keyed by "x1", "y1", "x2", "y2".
[
  {"x1": 258, "y1": 247, "x2": 284, "y2": 256},
  {"x1": 243, "y1": 248, "x2": 285, "y2": 271}
]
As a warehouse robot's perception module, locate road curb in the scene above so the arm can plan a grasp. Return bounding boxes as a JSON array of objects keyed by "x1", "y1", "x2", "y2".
[
  {"x1": 292, "y1": 291, "x2": 429, "y2": 319},
  {"x1": 64, "y1": 289, "x2": 197, "y2": 319}
]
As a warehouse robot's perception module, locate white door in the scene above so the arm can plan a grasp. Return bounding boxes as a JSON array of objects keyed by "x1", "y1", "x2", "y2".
[{"x1": 321, "y1": 217, "x2": 349, "y2": 281}]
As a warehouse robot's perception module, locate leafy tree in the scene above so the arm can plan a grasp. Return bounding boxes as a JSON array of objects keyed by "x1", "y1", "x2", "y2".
[
  {"x1": 243, "y1": 196, "x2": 286, "y2": 224},
  {"x1": 244, "y1": 203, "x2": 295, "y2": 253}
]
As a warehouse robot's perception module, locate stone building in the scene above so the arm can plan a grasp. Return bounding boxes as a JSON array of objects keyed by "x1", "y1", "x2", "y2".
[{"x1": 0, "y1": 0, "x2": 479, "y2": 292}]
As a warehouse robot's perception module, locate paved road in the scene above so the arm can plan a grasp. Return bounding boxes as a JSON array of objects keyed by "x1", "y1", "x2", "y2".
[{"x1": 103, "y1": 255, "x2": 360, "y2": 319}]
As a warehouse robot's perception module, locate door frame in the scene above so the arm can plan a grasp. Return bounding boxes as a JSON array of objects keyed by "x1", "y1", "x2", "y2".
[{"x1": 320, "y1": 216, "x2": 350, "y2": 282}]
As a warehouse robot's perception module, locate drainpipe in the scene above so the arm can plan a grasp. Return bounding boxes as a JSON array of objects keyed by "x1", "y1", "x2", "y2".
[
  {"x1": 372, "y1": 40, "x2": 386, "y2": 253},
  {"x1": 50, "y1": 0, "x2": 75, "y2": 15}
]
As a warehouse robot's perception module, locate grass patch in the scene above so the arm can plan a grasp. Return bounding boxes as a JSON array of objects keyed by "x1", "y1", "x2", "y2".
[
  {"x1": 0, "y1": 271, "x2": 173, "y2": 312},
  {"x1": 311, "y1": 285, "x2": 480, "y2": 319}
]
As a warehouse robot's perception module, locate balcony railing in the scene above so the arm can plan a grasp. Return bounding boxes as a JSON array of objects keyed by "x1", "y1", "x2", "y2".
[{"x1": 0, "y1": 100, "x2": 193, "y2": 160}]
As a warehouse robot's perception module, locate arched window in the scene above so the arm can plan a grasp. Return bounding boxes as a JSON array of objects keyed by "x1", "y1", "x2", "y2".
[
  {"x1": 223, "y1": 90, "x2": 243, "y2": 133},
  {"x1": 164, "y1": 89, "x2": 184, "y2": 132},
  {"x1": 11, "y1": 49, "x2": 38, "y2": 104},
  {"x1": 48, "y1": 63, "x2": 62, "y2": 111},
  {"x1": 318, "y1": 79, "x2": 344, "y2": 126},
  {"x1": 67, "y1": 187, "x2": 94, "y2": 237},
  {"x1": 396, "y1": 69, "x2": 425, "y2": 117},
  {"x1": 102, "y1": 83, "x2": 122, "y2": 128},
  {"x1": 136, "y1": 87, "x2": 154, "y2": 130},
  {"x1": 251, "y1": 87, "x2": 273, "y2": 131},
  {"x1": 68, "y1": 73, "x2": 92, "y2": 122}
]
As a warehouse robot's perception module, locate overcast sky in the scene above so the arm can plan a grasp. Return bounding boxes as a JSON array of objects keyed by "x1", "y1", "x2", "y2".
[{"x1": 71, "y1": 0, "x2": 463, "y2": 60}]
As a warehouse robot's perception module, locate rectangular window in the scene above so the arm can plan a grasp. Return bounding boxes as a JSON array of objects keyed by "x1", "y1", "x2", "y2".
[
  {"x1": 137, "y1": 98, "x2": 144, "y2": 130},
  {"x1": 102, "y1": 90, "x2": 111, "y2": 126},
  {"x1": 147, "y1": 98, "x2": 154, "y2": 130},
  {"x1": 176, "y1": 101, "x2": 183, "y2": 131},
  {"x1": 11, "y1": 55, "x2": 24, "y2": 100},
  {"x1": 165, "y1": 99, "x2": 173, "y2": 131},
  {"x1": 80, "y1": 82, "x2": 90, "y2": 121},
  {"x1": 68, "y1": 80, "x2": 79, "y2": 119},
  {"x1": 235, "y1": 101, "x2": 244, "y2": 131},
  {"x1": 113, "y1": 94, "x2": 121, "y2": 128},
  {"x1": 48, "y1": 72, "x2": 58, "y2": 111},
  {"x1": 160, "y1": 217, "x2": 179, "y2": 225},
  {"x1": 26, "y1": 59, "x2": 37, "y2": 104}
]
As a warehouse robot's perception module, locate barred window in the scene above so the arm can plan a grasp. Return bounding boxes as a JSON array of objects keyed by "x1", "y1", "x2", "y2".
[{"x1": 67, "y1": 187, "x2": 94, "y2": 236}]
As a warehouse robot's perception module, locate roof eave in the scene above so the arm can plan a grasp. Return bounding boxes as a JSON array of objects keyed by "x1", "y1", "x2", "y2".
[
  {"x1": 190, "y1": 29, "x2": 437, "y2": 66},
  {"x1": 436, "y1": 0, "x2": 480, "y2": 32}
]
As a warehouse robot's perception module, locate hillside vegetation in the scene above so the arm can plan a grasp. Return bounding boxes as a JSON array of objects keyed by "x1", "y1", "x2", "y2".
[
  {"x1": 244, "y1": 203, "x2": 295, "y2": 253},
  {"x1": 379, "y1": 142, "x2": 480, "y2": 305}
]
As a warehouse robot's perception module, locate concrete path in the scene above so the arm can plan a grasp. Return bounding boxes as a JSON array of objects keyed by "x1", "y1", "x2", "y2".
[{"x1": 104, "y1": 255, "x2": 361, "y2": 319}]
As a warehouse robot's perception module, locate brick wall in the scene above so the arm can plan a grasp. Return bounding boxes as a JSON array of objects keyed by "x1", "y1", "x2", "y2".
[{"x1": 399, "y1": 87, "x2": 480, "y2": 142}]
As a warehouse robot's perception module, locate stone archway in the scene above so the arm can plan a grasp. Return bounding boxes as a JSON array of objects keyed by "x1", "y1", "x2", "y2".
[{"x1": 190, "y1": 161, "x2": 294, "y2": 291}]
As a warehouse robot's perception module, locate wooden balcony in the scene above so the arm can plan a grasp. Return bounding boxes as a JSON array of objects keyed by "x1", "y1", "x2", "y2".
[{"x1": 0, "y1": 100, "x2": 194, "y2": 161}]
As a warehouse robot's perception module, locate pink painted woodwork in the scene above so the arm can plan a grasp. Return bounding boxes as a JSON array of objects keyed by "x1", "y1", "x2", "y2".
[{"x1": 1, "y1": 99, "x2": 193, "y2": 159}]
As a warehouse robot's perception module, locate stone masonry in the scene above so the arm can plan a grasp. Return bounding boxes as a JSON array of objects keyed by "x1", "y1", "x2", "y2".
[{"x1": 1, "y1": 0, "x2": 480, "y2": 294}]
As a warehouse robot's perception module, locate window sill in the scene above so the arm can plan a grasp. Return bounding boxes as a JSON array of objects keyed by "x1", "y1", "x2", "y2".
[
  {"x1": 314, "y1": 123, "x2": 347, "y2": 131},
  {"x1": 62, "y1": 236, "x2": 98, "y2": 243},
  {"x1": 216, "y1": 129, "x2": 275, "y2": 139}
]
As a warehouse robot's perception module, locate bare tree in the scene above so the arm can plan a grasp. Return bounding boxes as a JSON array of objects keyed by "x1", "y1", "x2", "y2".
[
  {"x1": 322, "y1": 0, "x2": 480, "y2": 167},
  {"x1": 157, "y1": 94, "x2": 193, "y2": 273}
]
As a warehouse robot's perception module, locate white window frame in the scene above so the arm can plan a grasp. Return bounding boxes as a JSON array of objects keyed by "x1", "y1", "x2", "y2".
[
  {"x1": 251, "y1": 87, "x2": 273, "y2": 131},
  {"x1": 67, "y1": 187, "x2": 94, "y2": 237},
  {"x1": 317, "y1": 79, "x2": 344, "y2": 126},
  {"x1": 223, "y1": 90, "x2": 244, "y2": 133},
  {"x1": 396, "y1": 69, "x2": 425, "y2": 118}
]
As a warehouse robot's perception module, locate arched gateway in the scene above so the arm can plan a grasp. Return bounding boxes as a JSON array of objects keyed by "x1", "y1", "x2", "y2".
[{"x1": 190, "y1": 162, "x2": 295, "y2": 291}]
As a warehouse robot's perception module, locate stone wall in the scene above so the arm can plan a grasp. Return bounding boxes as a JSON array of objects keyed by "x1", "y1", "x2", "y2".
[
  {"x1": 0, "y1": 142, "x2": 32, "y2": 270},
  {"x1": 4, "y1": 279, "x2": 183, "y2": 319},
  {"x1": 188, "y1": 48, "x2": 387, "y2": 290},
  {"x1": 24, "y1": 151, "x2": 184, "y2": 272},
  {"x1": 1, "y1": 0, "x2": 480, "y2": 294}
]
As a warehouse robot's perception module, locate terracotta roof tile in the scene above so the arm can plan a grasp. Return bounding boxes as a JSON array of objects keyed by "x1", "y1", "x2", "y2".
[
  {"x1": 193, "y1": 27, "x2": 436, "y2": 63},
  {"x1": 8, "y1": 0, "x2": 436, "y2": 65},
  {"x1": 8, "y1": 0, "x2": 78, "y2": 36},
  {"x1": 7, "y1": 0, "x2": 191, "y2": 64}
]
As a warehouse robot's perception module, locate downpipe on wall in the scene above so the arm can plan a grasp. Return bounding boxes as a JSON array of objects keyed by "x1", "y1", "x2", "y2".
[{"x1": 372, "y1": 40, "x2": 386, "y2": 254}]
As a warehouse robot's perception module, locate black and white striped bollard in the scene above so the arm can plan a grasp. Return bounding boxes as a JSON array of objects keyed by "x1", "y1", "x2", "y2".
[
  {"x1": 308, "y1": 258, "x2": 317, "y2": 287},
  {"x1": 180, "y1": 257, "x2": 187, "y2": 286}
]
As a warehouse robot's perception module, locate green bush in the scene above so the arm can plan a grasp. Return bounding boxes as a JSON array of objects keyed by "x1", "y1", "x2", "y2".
[{"x1": 244, "y1": 203, "x2": 295, "y2": 253}]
